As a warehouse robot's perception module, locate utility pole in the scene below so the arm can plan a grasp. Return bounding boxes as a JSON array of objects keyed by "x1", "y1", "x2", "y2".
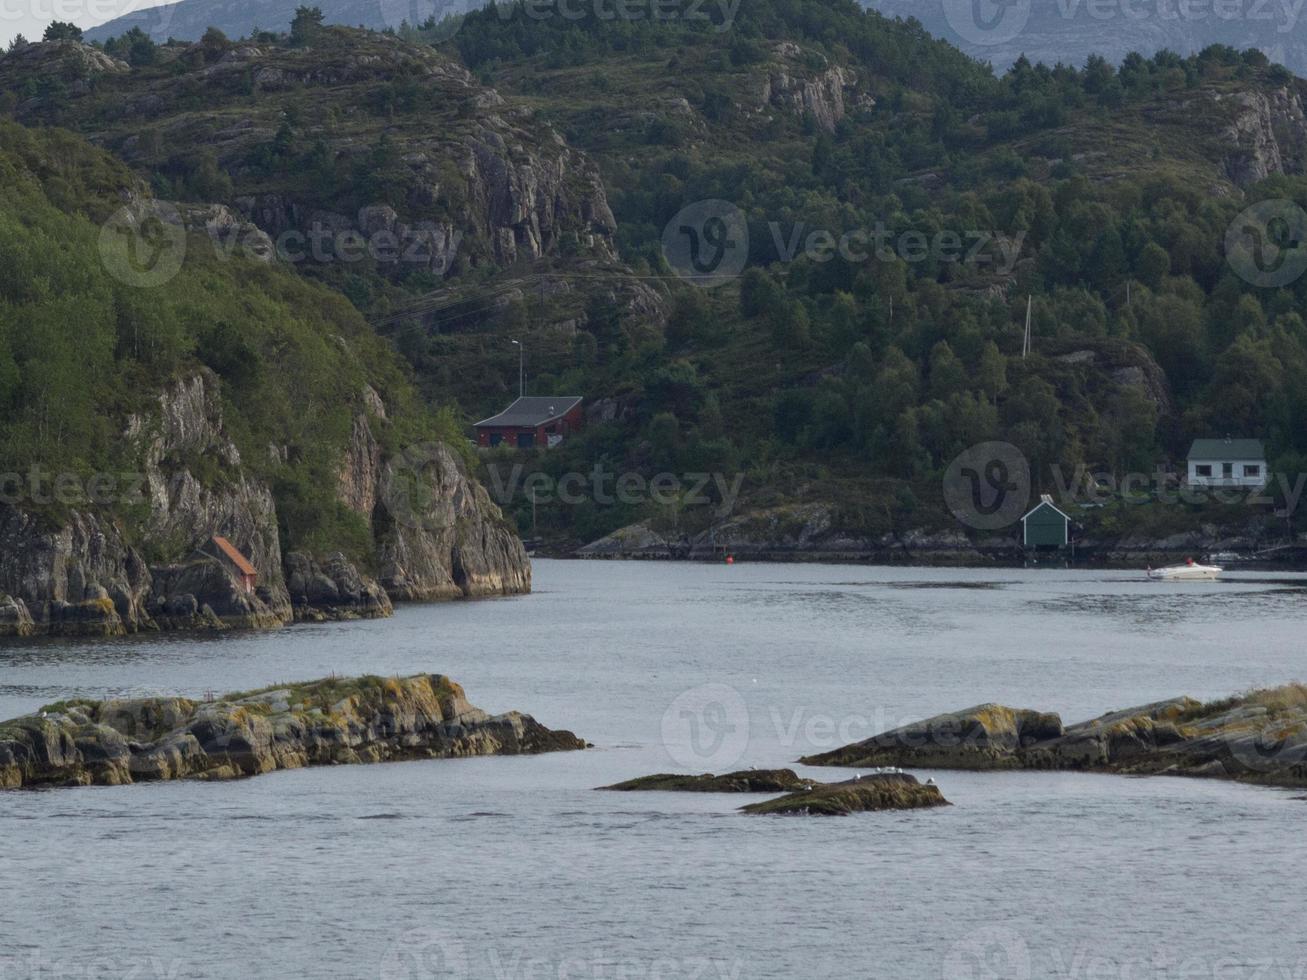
[
  {"x1": 1023, "y1": 295, "x2": 1032, "y2": 358},
  {"x1": 511, "y1": 339, "x2": 524, "y2": 398}
]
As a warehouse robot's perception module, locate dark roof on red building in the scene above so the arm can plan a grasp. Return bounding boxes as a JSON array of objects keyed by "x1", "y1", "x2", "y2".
[{"x1": 474, "y1": 396, "x2": 583, "y2": 428}]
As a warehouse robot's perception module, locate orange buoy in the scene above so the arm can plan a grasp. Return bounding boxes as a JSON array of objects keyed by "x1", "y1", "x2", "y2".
[{"x1": 725, "y1": 555, "x2": 735, "y2": 565}]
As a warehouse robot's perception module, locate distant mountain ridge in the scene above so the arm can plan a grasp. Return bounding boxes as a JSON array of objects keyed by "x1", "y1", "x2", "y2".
[
  {"x1": 862, "y1": 0, "x2": 1307, "y2": 79},
  {"x1": 84, "y1": 0, "x2": 1307, "y2": 79},
  {"x1": 84, "y1": 0, "x2": 475, "y2": 42}
]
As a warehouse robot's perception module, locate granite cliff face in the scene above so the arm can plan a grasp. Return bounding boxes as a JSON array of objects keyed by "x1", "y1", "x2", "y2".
[
  {"x1": 376, "y1": 442, "x2": 531, "y2": 601},
  {"x1": 759, "y1": 43, "x2": 874, "y2": 133},
  {"x1": 0, "y1": 674, "x2": 585, "y2": 789},
  {"x1": 1, "y1": 35, "x2": 617, "y2": 282},
  {"x1": 0, "y1": 371, "x2": 529, "y2": 636}
]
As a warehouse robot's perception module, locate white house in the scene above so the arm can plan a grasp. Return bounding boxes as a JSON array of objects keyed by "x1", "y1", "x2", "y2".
[{"x1": 1186, "y1": 438, "x2": 1267, "y2": 488}]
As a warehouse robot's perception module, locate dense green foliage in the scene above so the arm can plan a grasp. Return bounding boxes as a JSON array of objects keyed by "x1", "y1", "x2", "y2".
[
  {"x1": 0, "y1": 121, "x2": 456, "y2": 558},
  {"x1": 5, "y1": 0, "x2": 1307, "y2": 547}
]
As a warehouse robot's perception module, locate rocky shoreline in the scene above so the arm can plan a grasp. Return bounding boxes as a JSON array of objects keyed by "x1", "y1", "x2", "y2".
[
  {"x1": 801, "y1": 685, "x2": 1307, "y2": 788},
  {"x1": 571, "y1": 506, "x2": 1307, "y2": 567},
  {"x1": 0, "y1": 674, "x2": 585, "y2": 789},
  {"x1": 0, "y1": 373, "x2": 531, "y2": 639}
]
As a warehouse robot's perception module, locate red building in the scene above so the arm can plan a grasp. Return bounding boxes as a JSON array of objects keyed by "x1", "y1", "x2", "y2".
[
  {"x1": 199, "y1": 535, "x2": 258, "y2": 594},
  {"x1": 474, "y1": 396, "x2": 584, "y2": 449}
]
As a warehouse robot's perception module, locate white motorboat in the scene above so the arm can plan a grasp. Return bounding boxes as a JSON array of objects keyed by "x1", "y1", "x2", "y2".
[{"x1": 1147, "y1": 559, "x2": 1222, "y2": 581}]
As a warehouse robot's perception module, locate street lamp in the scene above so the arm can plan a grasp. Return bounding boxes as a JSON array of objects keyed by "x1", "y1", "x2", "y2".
[{"x1": 510, "y1": 339, "x2": 524, "y2": 398}]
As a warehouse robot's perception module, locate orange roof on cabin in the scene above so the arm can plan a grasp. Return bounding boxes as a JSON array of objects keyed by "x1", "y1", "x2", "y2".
[{"x1": 211, "y1": 536, "x2": 257, "y2": 577}]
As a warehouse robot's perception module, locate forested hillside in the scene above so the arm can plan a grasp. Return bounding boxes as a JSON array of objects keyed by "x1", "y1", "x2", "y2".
[{"x1": 3, "y1": 0, "x2": 1307, "y2": 556}]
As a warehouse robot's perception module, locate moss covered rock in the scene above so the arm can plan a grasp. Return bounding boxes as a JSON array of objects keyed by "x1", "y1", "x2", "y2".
[
  {"x1": 802, "y1": 686, "x2": 1307, "y2": 789},
  {"x1": 800, "y1": 704, "x2": 1063, "y2": 770},
  {"x1": 0, "y1": 674, "x2": 585, "y2": 789}
]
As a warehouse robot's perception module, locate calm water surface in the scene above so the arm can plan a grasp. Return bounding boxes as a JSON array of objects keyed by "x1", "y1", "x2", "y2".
[{"x1": 2, "y1": 561, "x2": 1305, "y2": 980}]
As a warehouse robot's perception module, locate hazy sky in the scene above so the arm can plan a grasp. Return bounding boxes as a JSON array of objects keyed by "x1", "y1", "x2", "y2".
[{"x1": 0, "y1": 0, "x2": 170, "y2": 46}]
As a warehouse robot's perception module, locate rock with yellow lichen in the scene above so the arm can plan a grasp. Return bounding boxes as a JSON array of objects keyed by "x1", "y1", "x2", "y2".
[
  {"x1": 0, "y1": 674, "x2": 585, "y2": 790},
  {"x1": 800, "y1": 685, "x2": 1307, "y2": 788}
]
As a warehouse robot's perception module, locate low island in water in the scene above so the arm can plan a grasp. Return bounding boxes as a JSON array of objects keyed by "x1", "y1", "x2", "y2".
[{"x1": 0, "y1": 674, "x2": 586, "y2": 790}]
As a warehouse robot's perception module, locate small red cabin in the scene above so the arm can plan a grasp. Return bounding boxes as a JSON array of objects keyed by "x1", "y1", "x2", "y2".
[
  {"x1": 201, "y1": 535, "x2": 258, "y2": 594},
  {"x1": 474, "y1": 396, "x2": 584, "y2": 449}
]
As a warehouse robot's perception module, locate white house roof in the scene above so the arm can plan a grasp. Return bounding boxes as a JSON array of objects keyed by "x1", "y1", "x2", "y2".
[
  {"x1": 1021, "y1": 496, "x2": 1070, "y2": 523},
  {"x1": 1187, "y1": 438, "x2": 1265, "y2": 461},
  {"x1": 474, "y1": 396, "x2": 583, "y2": 428}
]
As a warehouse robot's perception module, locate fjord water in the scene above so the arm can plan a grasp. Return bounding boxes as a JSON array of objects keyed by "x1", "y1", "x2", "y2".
[{"x1": 2, "y1": 561, "x2": 1305, "y2": 980}]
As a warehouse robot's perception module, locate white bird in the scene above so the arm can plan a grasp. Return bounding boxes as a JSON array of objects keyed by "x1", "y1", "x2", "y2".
[
  {"x1": 39, "y1": 711, "x2": 47, "y2": 719},
  {"x1": 925, "y1": 778, "x2": 937, "y2": 786}
]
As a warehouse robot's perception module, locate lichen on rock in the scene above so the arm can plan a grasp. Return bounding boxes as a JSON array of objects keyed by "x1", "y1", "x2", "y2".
[{"x1": 0, "y1": 674, "x2": 585, "y2": 790}]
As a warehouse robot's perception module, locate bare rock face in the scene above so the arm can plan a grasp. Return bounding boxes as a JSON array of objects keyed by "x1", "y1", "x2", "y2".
[
  {"x1": 758, "y1": 44, "x2": 874, "y2": 133},
  {"x1": 131, "y1": 372, "x2": 294, "y2": 626},
  {"x1": 376, "y1": 442, "x2": 531, "y2": 601},
  {"x1": 284, "y1": 551, "x2": 393, "y2": 622},
  {"x1": 0, "y1": 507, "x2": 154, "y2": 636},
  {"x1": 0, "y1": 674, "x2": 586, "y2": 790},
  {"x1": 0, "y1": 360, "x2": 527, "y2": 639},
  {"x1": 1216, "y1": 86, "x2": 1307, "y2": 186}
]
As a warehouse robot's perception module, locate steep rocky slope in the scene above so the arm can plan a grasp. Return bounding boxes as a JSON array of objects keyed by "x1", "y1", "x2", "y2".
[
  {"x1": 0, "y1": 32, "x2": 617, "y2": 281},
  {"x1": 0, "y1": 371, "x2": 528, "y2": 636}
]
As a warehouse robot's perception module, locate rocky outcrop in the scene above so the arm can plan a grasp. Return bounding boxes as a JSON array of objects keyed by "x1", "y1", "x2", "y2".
[
  {"x1": 0, "y1": 674, "x2": 585, "y2": 789},
  {"x1": 0, "y1": 41, "x2": 128, "y2": 104},
  {"x1": 759, "y1": 43, "x2": 874, "y2": 133},
  {"x1": 0, "y1": 371, "x2": 530, "y2": 635},
  {"x1": 0, "y1": 507, "x2": 153, "y2": 636},
  {"x1": 376, "y1": 442, "x2": 530, "y2": 601},
  {"x1": 130, "y1": 372, "x2": 294, "y2": 626},
  {"x1": 285, "y1": 551, "x2": 392, "y2": 622},
  {"x1": 1213, "y1": 86, "x2": 1307, "y2": 186},
  {"x1": 801, "y1": 705, "x2": 1065, "y2": 771},
  {"x1": 601, "y1": 769, "x2": 812, "y2": 793},
  {"x1": 739, "y1": 773, "x2": 950, "y2": 816},
  {"x1": 801, "y1": 685, "x2": 1307, "y2": 788}
]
